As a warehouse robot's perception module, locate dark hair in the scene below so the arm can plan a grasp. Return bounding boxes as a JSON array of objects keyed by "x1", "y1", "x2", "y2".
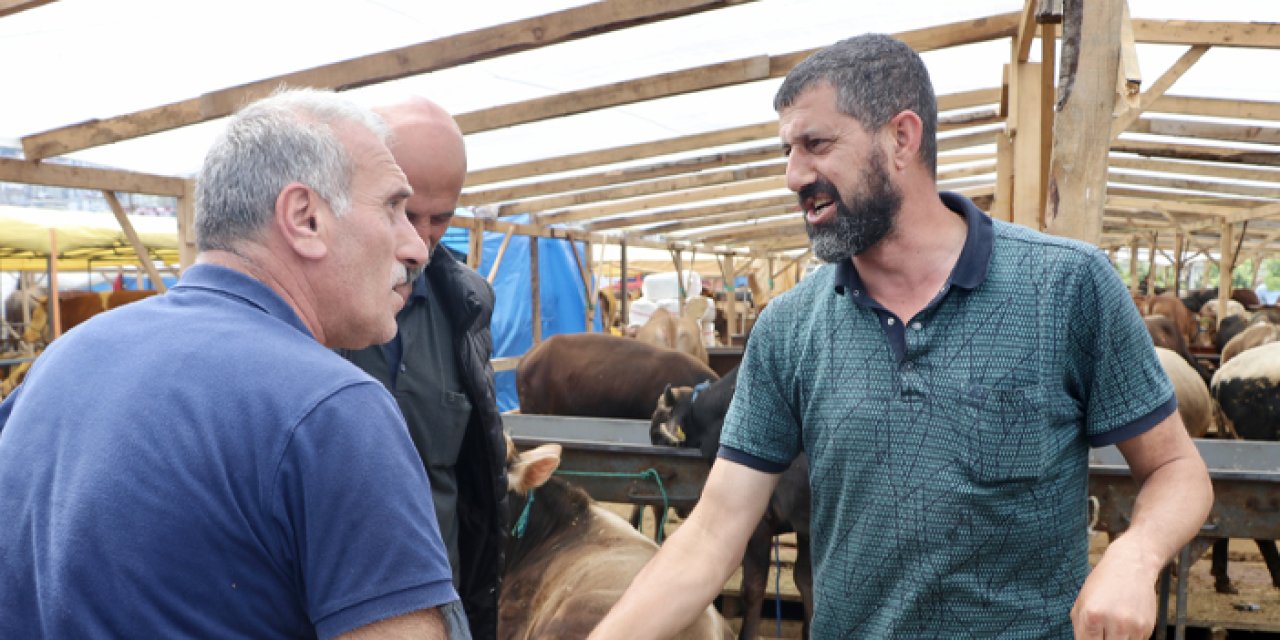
[{"x1": 774, "y1": 34, "x2": 938, "y2": 175}]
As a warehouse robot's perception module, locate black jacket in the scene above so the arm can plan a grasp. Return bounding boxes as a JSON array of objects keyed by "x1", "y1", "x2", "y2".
[{"x1": 342, "y1": 248, "x2": 507, "y2": 639}]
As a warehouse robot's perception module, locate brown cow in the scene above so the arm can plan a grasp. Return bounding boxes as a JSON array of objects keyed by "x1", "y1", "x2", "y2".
[
  {"x1": 500, "y1": 439, "x2": 733, "y2": 640},
  {"x1": 518, "y1": 333, "x2": 717, "y2": 419},
  {"x1": 1140, "y1": 293, "x2": 1198, "y2": 346},
  {"x1": 1144, "y1": 315, "x2": 1210, "y2": 384},
  {"x1": 23, "y1": 289, "x2": 158, "y2": 343}
]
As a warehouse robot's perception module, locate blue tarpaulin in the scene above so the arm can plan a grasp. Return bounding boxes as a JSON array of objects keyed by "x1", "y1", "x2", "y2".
[{"x1": 443, "y1": 215, "x2": 600, "y2": 412}]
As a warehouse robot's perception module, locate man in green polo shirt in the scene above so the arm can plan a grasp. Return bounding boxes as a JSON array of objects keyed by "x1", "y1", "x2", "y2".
[{"x1": 592, "y1": 34, "x2": 1212, "y2": 640}]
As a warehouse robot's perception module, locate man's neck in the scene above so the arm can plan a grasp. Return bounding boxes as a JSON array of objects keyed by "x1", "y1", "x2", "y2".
[
  {"x1": 197, "y1": 246, "x2": 325, "y2": 343},
  {"x1": 851, "y1": 190, "x2": 967, "y2": 321}
]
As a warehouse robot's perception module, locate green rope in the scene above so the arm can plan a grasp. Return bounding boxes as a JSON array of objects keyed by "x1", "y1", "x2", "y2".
[{"x1": 554, "y1": 468, "x2": 671, "y2": 543}]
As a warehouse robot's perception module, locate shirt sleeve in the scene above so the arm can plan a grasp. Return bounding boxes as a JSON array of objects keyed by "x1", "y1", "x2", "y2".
[
  {"x1": 1067, "y1": 249, "x2": 1176, "y2": 446},
  {"x1": 272, "y1": 381, "x2": 459, "y2": 639},
  {"x1": 718, "y1": 301, "x2": 803, "y2": 467}
]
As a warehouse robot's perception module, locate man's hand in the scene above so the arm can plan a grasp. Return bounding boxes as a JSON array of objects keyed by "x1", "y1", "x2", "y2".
[{"x1": 1071, "y1": 535, "x2": 1162, "y2": 640}]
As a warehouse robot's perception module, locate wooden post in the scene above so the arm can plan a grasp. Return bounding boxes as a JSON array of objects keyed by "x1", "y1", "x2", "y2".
[
  {"x1": 991, "y1": 134, "x2": 1014, "y2": 222},
  {"x1": 178, "y1": 178, "x2": 197, "y2": 272},
  {"x1": 47, "y1": 229, "x2": 61, "y2": 340},
  {"x1": 585, "y1": 241, "x2": 596, "y2": 331},
  {"x1": 104, "y1": 191, "x2": 167, "y2": 293},
  {"x1": 486, "y1": 226, "x2": 515, "y2": 285},
  {"x1": 1012, "y1": 61, "x2": 1044, "y2": 230},
  {"x1": 1128, "y1": 237, "x2": 1140, "y2": 295},
  {"x1": 530, "y1": 229, "x2": 541, "y2": 344},
  {"x1": 619, "y1": 239, "x2": 629, "y2": 327},
  {"x1": 1173, "y1": 233, "x2": 1185, "y2": 298},
  {"x1": 468, "y1": 218, "x2": 485, "y2": 270},
  {"x1": 1146, "y1": 232, "x2": 1158, "y2": 296},
  {"x1": 1218, "y1": 221, "x2": 1233, "y2": 328},
  {"x1": 1044, "y1": 0, "x2": 1123, "y2": 244},
  {"x1": 1250, "y1": 253, "x2": 1264, "y2": 289},
  {"x1": 670, "y1": 248, "x2": 685, "y2": 316},
  {"x1": 1038, "y1": 23, "x2": 1057, "y2": 219},
  {"x1": 723, "y1": 253, "x2": 737, "y2": 343}
]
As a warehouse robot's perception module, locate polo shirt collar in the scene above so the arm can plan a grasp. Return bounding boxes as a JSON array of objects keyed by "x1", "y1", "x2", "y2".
[
  {"x1": 834, "y1": 190, "x2": 992, "y2": 295},
  {"x1": 176, "y1": 263, "x2": 313, "y2": 338}
]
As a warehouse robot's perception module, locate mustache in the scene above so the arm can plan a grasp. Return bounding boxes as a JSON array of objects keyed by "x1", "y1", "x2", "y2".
[
  {"x1": 797, "y1": 179, "x2": 841, "y2": 209},
  {"x1": 393, "y1": 262, "x2": 426, "y2": 289}
]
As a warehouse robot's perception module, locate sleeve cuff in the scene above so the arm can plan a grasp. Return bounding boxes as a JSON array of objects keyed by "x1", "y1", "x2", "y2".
[
  {"x1": 316, "y1": 580, "x2": 459, "y2": 640},
  {"x1": 717, "y1": 445, "x2": 791, "y2": 473},
  {"x1": 1088, "y1": 394, "x2": 1178, "y2": 447}
]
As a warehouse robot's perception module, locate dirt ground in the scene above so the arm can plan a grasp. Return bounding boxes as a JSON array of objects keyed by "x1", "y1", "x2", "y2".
[{"x1": 606, "y1": 503, "x2": 1280, "y2": 638}]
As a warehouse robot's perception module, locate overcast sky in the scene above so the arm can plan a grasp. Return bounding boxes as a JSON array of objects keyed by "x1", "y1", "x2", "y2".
[{"x1": 0, "y1": 0, "x2": 1276, "y2": 177}]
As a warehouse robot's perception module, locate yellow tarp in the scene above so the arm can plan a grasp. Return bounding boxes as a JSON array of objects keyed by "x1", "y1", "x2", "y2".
[{"x1": 0, "y1": 205, "x2": 179, "y2": 271}]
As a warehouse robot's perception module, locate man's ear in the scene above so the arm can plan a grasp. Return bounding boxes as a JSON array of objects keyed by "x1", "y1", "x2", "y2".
[
  {"x1": 276, "y1": 182, "x2": 328, "y2": 260},
  {"x1": 886, "y1": 109, "x2": 924, "y2": 171}
]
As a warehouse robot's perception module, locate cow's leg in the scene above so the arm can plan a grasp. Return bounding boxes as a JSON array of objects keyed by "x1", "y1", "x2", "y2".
[
  {"x1": 1257, "y1": 540, "x2": 1280, "y2": 588},
  {"x1": 795, "y1": 533, "x2": 813, "y2": 640},
  {"x1": 629, "y1": 504, "x2": 644, "y2": 530},
  {"x1": 1211, "y1": 538, "x2": 1237, "y2": 594},
  {"x1": 737, "y1": 526, "x2": 772, "y2": 640}
]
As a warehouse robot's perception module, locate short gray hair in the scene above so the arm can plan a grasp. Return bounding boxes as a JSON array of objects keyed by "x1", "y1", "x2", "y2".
[
  {"x1": 194, "y1": 87, "x2": 391, "y2": 252},
  {"x1": 774, "y1": 34, "x2": 938, "y2": 175}
]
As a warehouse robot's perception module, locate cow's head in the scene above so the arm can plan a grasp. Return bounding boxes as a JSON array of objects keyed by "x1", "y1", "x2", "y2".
[
  {"x1": 650, "y1": 383, "x2": 695, "y2": 447},
  {"x1": 504, "y1": 433, "x2": 561, "y2": 496}
]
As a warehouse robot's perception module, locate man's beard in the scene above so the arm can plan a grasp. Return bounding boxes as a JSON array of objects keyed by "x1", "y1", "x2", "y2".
[{"x1": 801, "y1": 150, "x2": 902, "y2": 263}]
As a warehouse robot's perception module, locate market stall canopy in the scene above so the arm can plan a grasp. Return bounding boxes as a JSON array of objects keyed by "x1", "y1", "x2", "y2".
[{"x1": 0, "y1": 205, "x2": 178, "y2": 270}]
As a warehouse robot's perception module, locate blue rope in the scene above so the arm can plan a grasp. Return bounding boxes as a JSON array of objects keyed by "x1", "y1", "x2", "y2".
[
  {"x1": 773, "y1": 535, "x2": 783, "y2": 637},
  {"x1": 553, "y1": 468, "x2": 671, "y2": 543}
]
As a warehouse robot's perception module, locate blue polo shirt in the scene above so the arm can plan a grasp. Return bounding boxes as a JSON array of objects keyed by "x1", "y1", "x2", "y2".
[
  {"x1": 720, "y1": 192, "x2": 1174, "y2": 638},
  {"x1": 0, "y1": 264, "x2": 458, "y2": 639}
]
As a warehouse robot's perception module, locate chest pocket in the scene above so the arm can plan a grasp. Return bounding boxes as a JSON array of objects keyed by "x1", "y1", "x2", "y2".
[
  {"x1": 961, "y1": 384, "x2": 1047, "y2": 483},
  {"x1": 425, "y1": 390, "x2": 472, "y2": 468}
]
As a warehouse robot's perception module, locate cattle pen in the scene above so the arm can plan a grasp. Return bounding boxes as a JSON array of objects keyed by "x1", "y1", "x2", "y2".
[{"x1": 506, "y1": 413, "x2": 1280, "y2": 639}]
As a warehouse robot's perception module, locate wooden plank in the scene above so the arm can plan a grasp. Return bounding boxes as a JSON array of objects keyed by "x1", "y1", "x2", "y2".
[
  {"x1": 530, "y1": 225, "x2": 541, "y2": 344},
  {"x1": 584, "y1": 193, "x2": 795, "y2": 232},
  {"x1": 636, "y1": 204, "x2": 796, "y2": 236},
  {"x1": 991, "y1": 133, "x2": 1014, "y2": 222},
  {"x1": 1111, "y1": 139, "x2": 1280, "y2": 167},
  {"x1": 0, "y1": 157, "x2": 187, "y2": 197},
  {"x1": 1126, "y1": 117, "x2": 1280, "y2": 146},
  {"x1": 103, "y1": 192, "x2": 167, "y2": 293},
  {"x1": 1012, "y1": 62, "x2": 1043, "y2": 229},
  {"x1": 177, "y1": 179, "x2": 196, "y2": 271},
  {"x1": 1218, "y1": 221, "x2": 1233, "y2": 328},
  {"x1": 1117, "y1": 3, "x2": 1141, "y2": 105},
  {"x1": 1108, "y1": 170, "x2": 1280, "y2": 201},
  {"x1": 1108, "y1": 156, "x2": 1280, "y2": 185},
  {"x1": 1039, "y1": 22, "x2": 1057, "y2": 220},
  {"x1": 1016, "y1": 0, "x2": 1040, "y2": 63},
  {"x1": 464, "y1": 148, "x2": 782, "y2": 209},
  {"x1": 465, "y1": 122, "x2": 776, "y2": 188},
  {"x1": 536, "y1": 176, "x2": 787, "y2": 225},
  {"x1": 1149, "y1": 95, "x2": 1280, "y2": 123},
  {"x1": 1183, "y1": 202, "x2": 1280, "y2": 232},
  {"x1": 1045, "y1": 0, "x2": 1124, "y2": 244},
  {"x1": 20, "y1": 0, "x2": 752, "y2": 160},
  {"x1": 486, "y1": 226, "x2": 516, "y2": 285},
  {"x1": 1132, "y1": 18, "x2": 1280, "y2": 49},
  {"x1": 0, "y1": 0, "x2": 54, "y2": 18},
  {"x1": 48, "y1": 231, "x2": 61, "y2": 339}
]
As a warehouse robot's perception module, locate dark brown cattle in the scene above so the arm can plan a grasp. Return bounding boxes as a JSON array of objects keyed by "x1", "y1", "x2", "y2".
[
  {"x1": 1144, "y1": 315, "x2": 1210, "y2": 384},
  {"x1": 516, "y1": 333, "x2": 717, "y2": 419},
  {"x1": 651, "y1": 367, "x2": 813, "y2": 640},
  {"x1": 1140, "y1": 293, "x2": 1198, "y2": 346},
  {"x1": 500, "y1": 440, "x2": 732, "y2": 640},
  {"x1": 1209, "y1": 341, "x2": 1280, "y2": 594}
]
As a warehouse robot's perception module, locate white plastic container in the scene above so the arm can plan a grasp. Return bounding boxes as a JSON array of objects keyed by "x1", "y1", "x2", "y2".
[{"x1": 641, "y1": 271, "x2": 702, "y2": 302}]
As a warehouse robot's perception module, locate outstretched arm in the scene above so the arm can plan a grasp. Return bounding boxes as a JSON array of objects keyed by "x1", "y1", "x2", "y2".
[
  {"x1": 1072, "y1": 412, "x2": 1212, "y2": 639},
  {"x1": 590, "y1": 458, "x2": 781, "y2": 640}
]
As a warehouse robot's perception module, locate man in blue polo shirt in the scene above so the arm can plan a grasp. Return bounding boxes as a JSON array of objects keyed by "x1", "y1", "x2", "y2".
[
  {"x1": 594, "y1": 34, "x2": 1213, "y2": 640},
  {"x1": 0, "y1": 90, "x2": 465, "y2": 638}
]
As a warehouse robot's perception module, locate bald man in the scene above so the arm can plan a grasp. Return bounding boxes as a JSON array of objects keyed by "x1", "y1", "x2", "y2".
[{"x1": 340, "y1": 97, "x2": 506, "y2": 640}]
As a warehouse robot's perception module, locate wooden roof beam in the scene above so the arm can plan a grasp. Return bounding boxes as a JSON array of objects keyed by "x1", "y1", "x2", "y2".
[
  {"x1": 1112, "y1": 140, "x2": 1280, "y2": 167},
  {"x1": 1132, "y1": 18, "x2": 1280, "y2": 49},
  {"x1": 0, "y1": 0, "x2": 55, "y2": 18},
  {"x1": 1111, "y1": 45, "x2": 1209, "y2": 139},
  {"x1": 18, "y1": 0, "x2": 753, "y2": 161},
  {"x1": 536, "y1": 176, "x2": 787, "y2": 225},
  {"x1": 584, "y1": 193, "x2": 795, "y2": 232},
  {"x1": 0, "y1": 157, "x2": 187, "y2": 197},
  {"x1": 1149, "y1": 95, "x2": 1280, "y2": 123}
]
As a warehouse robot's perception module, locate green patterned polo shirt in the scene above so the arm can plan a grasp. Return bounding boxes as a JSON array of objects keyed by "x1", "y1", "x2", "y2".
[{"x1": 719, "y1": 192, "x2": 1175, "y2": 638}]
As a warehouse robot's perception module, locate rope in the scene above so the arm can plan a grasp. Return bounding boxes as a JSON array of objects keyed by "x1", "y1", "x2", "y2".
[
  {"x1": 554, "y1": 468, "x2": 671, "y2": 543},
  {"x1": 511, "y1": 490, "x2": 535, "y2": 538}
]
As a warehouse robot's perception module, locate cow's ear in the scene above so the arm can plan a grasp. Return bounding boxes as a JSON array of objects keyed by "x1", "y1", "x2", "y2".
[
  {"x1": 509, "y1": 443, "x2": 562, "y2": 493},
  {"x1": 663, "y1": 384, "x2": 675, "y2": 406}
]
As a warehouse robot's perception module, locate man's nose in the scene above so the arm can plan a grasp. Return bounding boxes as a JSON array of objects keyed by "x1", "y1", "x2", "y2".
[
  {"x1": 396, "y1": 215, "x2": 430, "y2": 267},
  {"x1": 785, "y1": 152, "x2": 815, "y2": 194}
]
